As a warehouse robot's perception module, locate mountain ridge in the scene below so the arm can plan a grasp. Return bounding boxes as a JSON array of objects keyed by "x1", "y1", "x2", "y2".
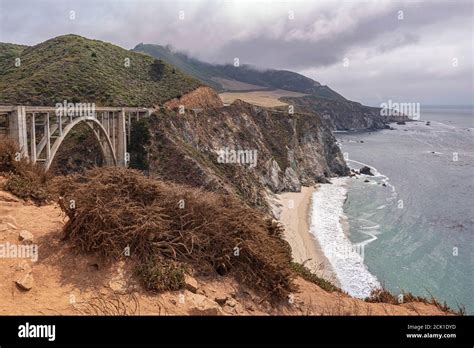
[
  {"x1": 133, "y1": 43, "x2": 346, "y2": 100},
  {"x1": 132, "y1": 43, "x2": 409, "y2": 130}
]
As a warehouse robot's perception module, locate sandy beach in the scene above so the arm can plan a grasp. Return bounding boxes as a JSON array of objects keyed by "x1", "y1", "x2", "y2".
[{"x1": 276, "y1": 186, "x2": 340, "y2": 287}]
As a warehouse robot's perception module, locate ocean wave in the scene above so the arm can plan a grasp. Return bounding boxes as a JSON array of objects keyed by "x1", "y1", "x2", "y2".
[
  {"x1": 310, "y1": 178, "x2": 381, "y2": 298},
  {"x1": 360, "y1": 224, "x2": 381, "y2": 230}
]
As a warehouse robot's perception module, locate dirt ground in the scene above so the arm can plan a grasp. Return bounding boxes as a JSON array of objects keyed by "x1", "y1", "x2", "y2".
[{"x1": 219, "y1": 89, "x2": 306, "y2": 107}]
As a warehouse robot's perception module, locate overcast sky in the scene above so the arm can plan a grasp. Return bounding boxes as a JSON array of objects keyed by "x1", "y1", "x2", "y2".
[{"x1": 0, "y1": 0, "x2": 472, "y2": 106}]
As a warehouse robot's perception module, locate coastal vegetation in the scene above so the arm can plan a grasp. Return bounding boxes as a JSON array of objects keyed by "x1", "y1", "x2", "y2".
[
  {"x1": 290, "y1": 262, "x2": 341, "y2": 293},
  {"x1": 0, "y1": 35, "x2": 202, "y2": 106},
  {"x1": 365, "y1": 288, "x2": 465, "y2": 315}
]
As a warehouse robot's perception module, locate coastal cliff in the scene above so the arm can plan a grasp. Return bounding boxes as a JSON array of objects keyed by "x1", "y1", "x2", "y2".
[
  {"x1": 135, "y1": 96, "x2": 348, "y2": 210},
  {"x1": 1, "y1": 34, "x2": 451, "y2": 318},
  {"x1": 281, "y1": 95, "x2": 409, "y2": 130},
  {"x1": 133, "y1": 43, "x2": 408, "y2": 131}
]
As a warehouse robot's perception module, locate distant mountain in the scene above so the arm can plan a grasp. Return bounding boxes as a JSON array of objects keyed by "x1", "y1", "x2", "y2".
[
  {"x1": 133, "y1": 43, "x2": 345, "y2": 100},
  {"x1": 132, "y1": 43, "x2": 409, "y2": 130},
  {"x1": 0, "y1": 35, "x2": 202, "y2": 106}
]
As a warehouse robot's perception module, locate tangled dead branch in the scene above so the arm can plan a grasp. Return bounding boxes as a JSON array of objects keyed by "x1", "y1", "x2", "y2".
[
  {"x1": 74, "y1": 292, "x2": 141, "y2": 315},
  {"x1": 52, "y1": 167, "x2": 295, "y2": 302}
]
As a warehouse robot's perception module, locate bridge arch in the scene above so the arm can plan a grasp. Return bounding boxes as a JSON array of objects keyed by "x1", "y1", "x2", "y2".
[
  {"x1": 44, "y1": 116, "x2": 117, "y2": 171},
  {"x1": 2, "y1": 105, "x2": 152, "y2": 171}
]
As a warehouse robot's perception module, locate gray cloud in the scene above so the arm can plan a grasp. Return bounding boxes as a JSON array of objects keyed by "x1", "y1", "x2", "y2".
[
  {"x1": 211, "y1": 1, "x2": 472, "y2": 69},
  {"x1": 0, "y1": 0, "x2": 472, "y2": 105}
]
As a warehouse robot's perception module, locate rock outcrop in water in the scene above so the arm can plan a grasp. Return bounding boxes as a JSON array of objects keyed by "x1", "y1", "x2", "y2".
[{"x1": 359, "y1": 166, "x2": 374, "y2": 176}]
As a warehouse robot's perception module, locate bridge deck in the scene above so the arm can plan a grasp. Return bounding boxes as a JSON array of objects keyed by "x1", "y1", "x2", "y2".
[{"x1": 0, "y1": 106, "x2": 152, "y2": 113}]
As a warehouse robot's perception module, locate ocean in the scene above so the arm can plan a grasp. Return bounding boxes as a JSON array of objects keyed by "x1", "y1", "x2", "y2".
[{"x1": 311, "y1": 106, "x2": 473, "y2": 313}]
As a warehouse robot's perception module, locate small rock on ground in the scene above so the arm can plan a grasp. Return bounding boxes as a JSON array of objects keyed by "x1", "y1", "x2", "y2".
[
  {"x1": 15, "y1": 273, "x2": 34, "y2": 291},
  {"x1": 185, "y1": 275, "x2": 199, "y2": 293},
  {"x1": 18, "y1": 230, "x2": 34, "y2": 244},
  {"x1": 215, "y1": 295, "x2": 228, "y2": 305}
]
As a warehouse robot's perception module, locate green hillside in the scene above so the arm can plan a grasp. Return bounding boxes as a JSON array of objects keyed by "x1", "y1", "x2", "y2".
[
  {"x1": 133, "y1": 43, "x2": 345, "y2": 100},
  {"x1": 0, "y1": 35, "x2": 202, "y2": 106},
  {"x1": 0, "y1": 43, "x2": 28, "y2": 70},
  {"x1": 133, "y1": 44, "x2": 222, "y2": 90}
]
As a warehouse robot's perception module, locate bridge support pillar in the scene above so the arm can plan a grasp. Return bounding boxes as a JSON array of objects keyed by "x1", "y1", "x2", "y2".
[
  {"x1": 99, "y1": 137, "x2": 116, "y2": 166},
  {"x1": 30, "y1": 113, "x2": 37, "y2": 163},
  {"x1": 8, "y1": 106, "x2": 28, "y2": 158},
  {"x1": 116, "y1": 108, "x2": 128, "y2": 167}
]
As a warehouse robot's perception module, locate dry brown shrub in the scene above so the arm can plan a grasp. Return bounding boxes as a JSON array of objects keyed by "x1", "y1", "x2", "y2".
[
  {"x1": 52, "y1": 167, "x2": 295, "y2": 301},
  {"x1": 0, "y1": 137, "x2": 20, "y2": 173},
  {"x1": 0, "y1": 137, "x2": 50, "y2": 204}
]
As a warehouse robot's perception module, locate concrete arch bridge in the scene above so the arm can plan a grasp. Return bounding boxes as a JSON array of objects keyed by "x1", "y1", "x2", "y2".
[{"x1": 0, "y1": 105, "x2": 152, "y2": 171}]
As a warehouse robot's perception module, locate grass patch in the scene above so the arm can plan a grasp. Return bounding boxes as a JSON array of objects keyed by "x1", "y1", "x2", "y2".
[
  {"x1": 365, "y1": 288, "x2": 465, "y2": 315},
  {"x1": 290, "y1": 262, "x2": 341, "y2": 293},
  {"x1": 3, "y1": 173, "x2": 49, "y2": 203},
  {"x1": 135, "y1": 258, "x2": 186, "y2": 292}
]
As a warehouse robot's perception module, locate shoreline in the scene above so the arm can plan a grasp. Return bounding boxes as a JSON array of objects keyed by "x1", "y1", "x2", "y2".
[
  {"x1": 275, "y1": 186, "x2": 341, "y2": 287},
  {"x1": 310, "y1": 177, "x2": 381, "y2": 298}
]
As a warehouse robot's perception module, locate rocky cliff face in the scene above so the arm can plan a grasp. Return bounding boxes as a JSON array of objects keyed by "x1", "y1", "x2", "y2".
[
  {"x1": 281, "y1": 95, "x2": 409, "y2": 130},
  {"x1": 140, "y1": 98, "x2": 348, "y2": 210}
]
